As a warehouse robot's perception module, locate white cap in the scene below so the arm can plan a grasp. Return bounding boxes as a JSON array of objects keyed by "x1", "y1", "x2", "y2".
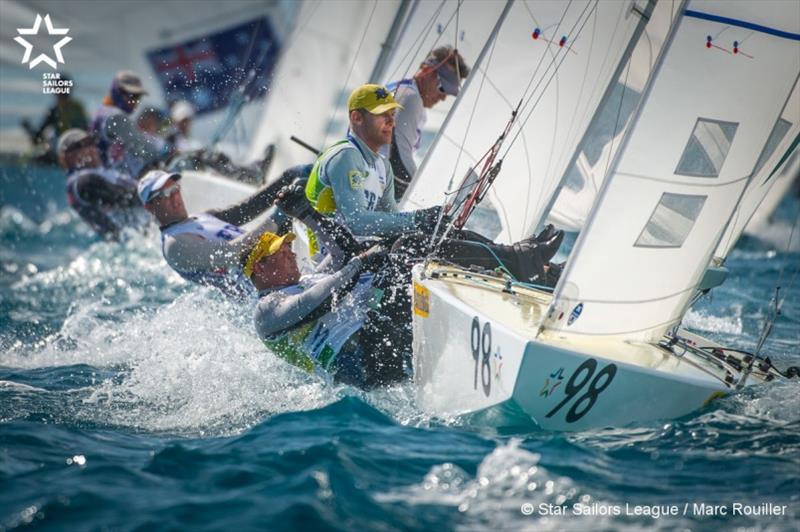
[
  {"x1": 57, "y1": 129, "x2": 92, "y2": 157},
  {"x1": 114, "y1": 70, "x2": 147, "y2": 95},
  {"x1": 171, "y1": 100, "x2": 195, "y2": 123},
  {"x1": 137, "y1": 170, "x2": 181, "y2": 204}
]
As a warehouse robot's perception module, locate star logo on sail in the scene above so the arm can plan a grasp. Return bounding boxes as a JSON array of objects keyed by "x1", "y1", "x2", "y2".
[{"x1": 14, "y1": 14, "x2": 72, "y2": 70}]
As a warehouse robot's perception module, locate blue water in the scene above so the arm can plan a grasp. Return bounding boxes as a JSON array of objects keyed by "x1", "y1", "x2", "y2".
[{"x1": 2, "y1": 164, "x2": 799, "y2": 531}]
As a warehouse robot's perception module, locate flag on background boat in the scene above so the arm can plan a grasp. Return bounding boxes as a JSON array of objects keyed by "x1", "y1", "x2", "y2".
[{"x1": 146, "y1": 17, "x2": 281, "y2": 115}]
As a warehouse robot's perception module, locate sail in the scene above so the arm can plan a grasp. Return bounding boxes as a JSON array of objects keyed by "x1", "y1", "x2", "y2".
[
  {"x1": 544, "y1": 0, "x2": 800, "y2": 341},
  {"x1": 247, "y1": 0, "x2": 403, "y2": 180},
  {"x1": 402, "y1": 0, "x2": 655, "y2": 244},
  {"x1": 716, "y1": 79, "x2": 800, "y2": 258},
  {"x1": 741, "y1": 149, "x2": 800, "y2": 243},
  {"x1": 546, "y1": 1, "x2": 682, "y2": 231}
]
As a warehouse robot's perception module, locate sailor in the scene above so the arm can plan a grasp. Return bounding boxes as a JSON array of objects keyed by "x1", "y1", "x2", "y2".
[
  {"x1": 383, "y1": 46, "x2": 469, "y2": 200},
  {"x1": 57, "y1": 129, "x2": 144, "y2": 241},
  {"x1": 253, "y1": 184, "x2": 563, "y2": 387},
  {"x1": 91, "y1": 70, "x2": 172, "y2": 178},
  {"x1": 164, "y1": 98, "x2": 276, "y2": 185},
  {"x1": 137, "y1": 165, "x2": 307, "y2": 298},
  {"x1": 304, "y1": 83, "x2": 562, "y2": 285},
  {"x1": 22, "y1": 75, "x2": 88, "y2": 165},
  {"x1": 305, "y1": 83, "x2": 440, "y2": 240},
  {"x1": 169, "y1": 100, "x2": 200, "y2": 152},
  {"x1": 136, "y1": 107, "x2": 169, "y2": 137}
]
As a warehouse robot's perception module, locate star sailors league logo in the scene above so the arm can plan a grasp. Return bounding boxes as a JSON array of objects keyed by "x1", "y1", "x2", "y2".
[{"x1": 14, "y1": 14, "x2": 72, "y2": 70}]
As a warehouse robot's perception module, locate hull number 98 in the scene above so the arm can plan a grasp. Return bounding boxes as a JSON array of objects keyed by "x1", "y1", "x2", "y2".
[{"x1": 545, "y1": 358, "x2": 617, "y2": 423}]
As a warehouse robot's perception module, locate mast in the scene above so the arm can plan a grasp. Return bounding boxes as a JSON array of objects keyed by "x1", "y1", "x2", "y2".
[
  {"x1": 532, "y1": 0, "x2": 657, "y2": 233},
  {"x1": 369, "y1": 0, "x2": 416, "y2": 84},
  {"x1": 401, "y1": 0, "x2": 516, "y2": 207}
]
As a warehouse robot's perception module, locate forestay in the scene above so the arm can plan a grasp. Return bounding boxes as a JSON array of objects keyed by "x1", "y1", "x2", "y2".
[
  {"x1": 403, "y1": 0, "x2": 654, "y2": 244},
  {"x1": 544, "y1": 0, "x2": 800, "y2": 341}
]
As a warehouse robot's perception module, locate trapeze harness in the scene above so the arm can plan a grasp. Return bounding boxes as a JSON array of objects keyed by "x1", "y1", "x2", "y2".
[
  {"x1": 160, "y1": 213, "x2": 251, "y2": 297},
  {"x1": 260, "y1": 272, "x2": 377, "y2": 380}
]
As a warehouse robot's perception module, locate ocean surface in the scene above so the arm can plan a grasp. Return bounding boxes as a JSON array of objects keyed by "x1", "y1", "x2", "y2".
[{"x1": 1, "y1": 164, "x2": 799, "y2": 531}]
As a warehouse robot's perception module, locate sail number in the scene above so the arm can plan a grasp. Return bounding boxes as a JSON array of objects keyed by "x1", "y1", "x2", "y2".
[
  {"x1": 470, "y1": 317, "x2": 492, "y2": 396},
  {"x1": 545, "y1": 358, "x2": 617, "y2": 423}
]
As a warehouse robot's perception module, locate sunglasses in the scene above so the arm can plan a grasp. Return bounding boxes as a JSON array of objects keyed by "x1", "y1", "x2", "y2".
[{"x1": 150, "y1": 183, "x2": 180, "y2": 201}]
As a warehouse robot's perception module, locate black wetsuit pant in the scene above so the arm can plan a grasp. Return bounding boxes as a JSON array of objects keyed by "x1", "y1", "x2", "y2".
[
  {"x1": 206, "y1": 164, "x2": 312, "y2": 232},
  {"x1": 358, "y1": 230, "x2": 537, "y2": 388}
]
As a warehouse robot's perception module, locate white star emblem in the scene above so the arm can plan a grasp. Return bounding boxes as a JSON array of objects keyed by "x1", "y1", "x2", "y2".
[{"x1": 14, "y1": 14, "x2": 72, "y2": 70}]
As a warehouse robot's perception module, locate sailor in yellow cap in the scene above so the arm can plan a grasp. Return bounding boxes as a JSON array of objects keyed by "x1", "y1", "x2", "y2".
[{"x1": 304, "y1": 84, "x2": 446, "y2": 253}]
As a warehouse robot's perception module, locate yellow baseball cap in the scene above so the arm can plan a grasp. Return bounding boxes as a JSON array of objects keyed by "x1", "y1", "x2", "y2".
[
  {"x1": 347, "y1": 84, "x2": 403, "y2": 114},
  {"x1": 243, "y1": 232, "x2": 296, "y2": 277}
]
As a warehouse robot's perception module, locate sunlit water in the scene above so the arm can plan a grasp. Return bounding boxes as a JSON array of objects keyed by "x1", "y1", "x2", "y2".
[{"x1": 1, "y1": 165, "x2": 799, "y2": 531}]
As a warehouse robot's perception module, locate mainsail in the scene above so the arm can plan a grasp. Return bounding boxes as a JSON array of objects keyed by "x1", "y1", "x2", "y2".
[
  {"x1": 247, "y1": 0, "x2": 405, "y2": 179},
  {"x1": 544, "y1": 1, "x2": 682, "y2": 232},
  {"x1": 402, "y1": 0, "x2": 657, "y2": 244},
  {"x1": 544, "y1": 0, "x2": 800, "y2": 341}
]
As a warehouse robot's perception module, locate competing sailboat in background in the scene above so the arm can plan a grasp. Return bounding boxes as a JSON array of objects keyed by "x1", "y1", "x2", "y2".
[{"x1": 409, "y1": 0, "x2": 799, "y2": 430}]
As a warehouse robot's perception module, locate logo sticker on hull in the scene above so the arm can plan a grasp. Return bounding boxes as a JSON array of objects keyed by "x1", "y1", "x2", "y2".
[
  {"x1": 539, "y1": 367, "x2": 564, "y2": 397},
  {"x1": 413, "y1": 282, "x2": 430, "y2": 317},
  {"x1": 567, "y1": 303, "x2": 583, "y2": 326}
]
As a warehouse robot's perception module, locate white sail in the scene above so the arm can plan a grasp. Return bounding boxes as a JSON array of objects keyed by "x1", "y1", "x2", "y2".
[
  {"x1": 715, "y1": 77, "x2": 799, "y2": 259},
  {"x1": 544, "y1": 0, "x2": 800, "y2": 341},
  {"x1": 247, "y1": 0, "x2": 403, "y2": 179},
  {"x1": 545, "y1": 0, "x2": 682, "y2": 231},
  {"x1": 403, "y1": 0, "x2": 655, "y2": 244}
]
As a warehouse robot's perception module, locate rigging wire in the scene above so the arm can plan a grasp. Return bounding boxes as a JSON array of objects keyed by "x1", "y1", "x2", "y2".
[
  {"x1": 501, "y1": 0, "x2": 599, "y2": 158},
  {"x1": 434, "y1": 0, "x2": 598, "y2": 238},
  {"x1": 385, "y1": 0, "x2": 447, "y2": 83},
  {"x1": 321, "y1": 0, "x2": 379, "y2": 147},
  {"x1": 755, "y1": 202, "x2": 800, "y2": 355}
]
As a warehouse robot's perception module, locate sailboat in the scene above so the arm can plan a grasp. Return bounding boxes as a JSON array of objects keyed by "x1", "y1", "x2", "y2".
[{"x1": 405, "y1": 0, "x2": 800, "y2": 430}]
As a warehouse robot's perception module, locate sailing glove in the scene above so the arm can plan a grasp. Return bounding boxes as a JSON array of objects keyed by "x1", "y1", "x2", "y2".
[
  {"x1": 275, "y1": 182, "x2": 312, "y2": 219},
  {"x1": 413, "y1": 206, "x2": 449, "y2": 234}
]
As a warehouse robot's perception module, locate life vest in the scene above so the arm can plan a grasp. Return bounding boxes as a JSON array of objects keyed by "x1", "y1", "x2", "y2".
[
  {"x1": 304, "y1": 135, "x2": 389, "y2": 253},
  {"x1": 160, "y1": 213, "x2": 251, "y2": 297},
  {"x1": 261, "y1": 272, "x2": 378, "y2": 380}
]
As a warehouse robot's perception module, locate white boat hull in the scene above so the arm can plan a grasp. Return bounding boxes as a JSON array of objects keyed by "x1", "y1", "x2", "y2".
[{"x1": 412, "y1": 263, "x2": 773, "y2": 431}]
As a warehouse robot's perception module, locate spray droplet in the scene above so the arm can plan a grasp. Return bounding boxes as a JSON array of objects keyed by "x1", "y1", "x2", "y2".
[{"x1": 532, "y1": 28, "x2": 540, "y2": 40}]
